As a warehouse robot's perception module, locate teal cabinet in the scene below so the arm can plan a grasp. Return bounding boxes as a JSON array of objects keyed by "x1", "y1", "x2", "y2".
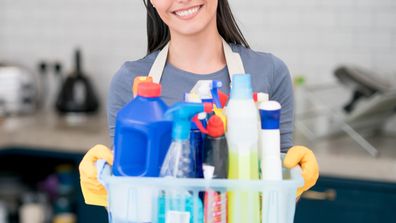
[
  {"x1": 295, "y1": 176, "x2": 396, "y2": 223},
  {"x1": 0, "y1": 147, "x2": 108, "y2": 223},
  {"x1": 2, "y1": 148, "x2": 396, "y2": 223}
]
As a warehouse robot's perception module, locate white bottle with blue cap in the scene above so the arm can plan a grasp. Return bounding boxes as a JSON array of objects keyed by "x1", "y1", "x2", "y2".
[
  {"x1": 259, "y1": 101, "x2": 285, "y2": 223},
  {"x1": 259, "y1": 100, "x2": 282, "y2": 180}
]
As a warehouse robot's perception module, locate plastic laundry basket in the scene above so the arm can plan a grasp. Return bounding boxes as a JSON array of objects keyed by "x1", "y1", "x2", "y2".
[{"x1": 97, "y1": 160, "x2": 303, "y2": 223}]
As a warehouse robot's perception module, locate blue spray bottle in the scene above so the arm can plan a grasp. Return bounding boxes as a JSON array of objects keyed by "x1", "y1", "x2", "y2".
[
  {"x1": 158, "y1": 102, "x2": 212, "y2": 223},
  {"x1": 160, "y1": 102, "x2": 212, "y2": 178},
  {"x1": 187, "y1": 80, "x2": 223, "y2": 178}
]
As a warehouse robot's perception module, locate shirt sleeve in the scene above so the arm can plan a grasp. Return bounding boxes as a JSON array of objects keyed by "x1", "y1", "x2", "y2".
[
  {"x1": 269, "y1": 54, "x2": 295, "y2": 153},
  {"x1": 107, "y1": 63, "x2": 134, "y2": 147}
]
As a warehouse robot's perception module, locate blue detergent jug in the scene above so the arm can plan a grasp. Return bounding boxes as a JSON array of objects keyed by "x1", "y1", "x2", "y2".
[{"x1": 113, "y1": 82, "x2": 172, "y2": 176}]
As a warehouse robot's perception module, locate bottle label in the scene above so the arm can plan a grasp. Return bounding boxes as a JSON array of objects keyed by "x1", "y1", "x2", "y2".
[
  {"x1": 204, "y1": 191, "x2": 227, "y2": 223},
  {"x1": 166, "y1": 210, "x2": 190, "y2": 223}
]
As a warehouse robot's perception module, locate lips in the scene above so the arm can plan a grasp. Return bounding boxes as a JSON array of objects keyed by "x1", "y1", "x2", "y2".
[{"x1": 172, "y1": 4, "x2": 203, "y2": 19}]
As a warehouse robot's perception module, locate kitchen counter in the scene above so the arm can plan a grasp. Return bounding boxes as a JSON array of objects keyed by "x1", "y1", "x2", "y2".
[
  {"x1": 295, "y1": 131, "x2": 396, "y2": 184},
  {"x1": 0, "y1": 111, "x2": 111, "y2": 153},
  {"x1": 0, "y1": 112, "x2": 396, "y2": 183}
]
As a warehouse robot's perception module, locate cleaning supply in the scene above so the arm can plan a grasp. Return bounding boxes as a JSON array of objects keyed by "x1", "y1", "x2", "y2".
[
  {"x1": 188, "y1": 80, "x2": 227, "y2": 130},
  {"x1": 226, "y1": 74, "x2": 260, "y2": 223},
  {"x1": 254, "y1": 92, "x2": 269, "y2": 175},
  {"x1": 159, "y1": 102, "x2": 212, "y2": 223},
  {"x1": 157, "y1": 194, "x2": 203, "y2": 223},
  {"x1": 160, "y1": 102, "x2": 212, "y2": 177},
  {"x1": 203, "y1": 115, "x2": 228, "y2": 179},
  {"x1": 259, "y1": 101, "x2": 282, "y2": 181},
  {"x1": 190, "y1": 122, "x2": 205, "y2": 178},
  {"x1": 253, "y1": 92, "x2": 269, "y2": 104},
  {"x1": 217, "y1": 90, "x2": 229, "y2": 108},
  {"x1": 133, "y1": 76, "x2": 153, "y2": 97},
  {"x1": 202, "y1": 115, "x2": 228, "y2": 223},
  {"x1": 259, "y1": 101, "x2": 283, "y2": 223},
  {"x1": 284, "y1": 146, "x2": 319, "y2": 197},
  {"x1": 190, "y1": 80, "x2": 223, "y2": 108},
  {"x1": 185, "y1": 92, "x2": 207, "y2": 179},
  {"x1": 113, "y1": 82, "x2": 172, "y2": 223},
  {"x1": 113, "y1": 82, "x2": 172, "y2": 176}
]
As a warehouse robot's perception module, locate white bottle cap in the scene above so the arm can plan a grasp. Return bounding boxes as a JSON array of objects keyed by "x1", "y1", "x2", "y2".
[
  {"x1": 259, "y1": 101, "x2": 281, "y2": 111},
  {"x1": 256, "y1": 93, "x2": 269, "y2": 102}
]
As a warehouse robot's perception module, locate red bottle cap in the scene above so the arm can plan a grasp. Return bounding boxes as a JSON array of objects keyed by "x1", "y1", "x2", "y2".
[
  {"x1": 203, "y1": 102, "x2": 213, "y2": 113},
  {"x1": 207, "y1": 115, "x2": 225, "y2": 138},
  {"x1": 137, "y1": 82, "x2": 161, "y2": 98}
]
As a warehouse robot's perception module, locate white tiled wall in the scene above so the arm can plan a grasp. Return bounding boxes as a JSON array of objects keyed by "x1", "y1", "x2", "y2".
[{"x1": 1, "y1": 0, "x2": 396, "y2": 103}]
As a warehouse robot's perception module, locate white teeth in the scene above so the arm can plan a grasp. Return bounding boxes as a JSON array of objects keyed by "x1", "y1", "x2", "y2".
[{"x1": 175, "y1": 6, "x2": 200, "y2": 17}]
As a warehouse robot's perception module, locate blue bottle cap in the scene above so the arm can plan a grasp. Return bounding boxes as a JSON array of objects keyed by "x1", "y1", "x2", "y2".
[
  {"x1": 259, "y1": 101, "x2": 281, "y2": 130},
  {"x1": 230, "y1": 74, "x2": 253, "y2": 100}
]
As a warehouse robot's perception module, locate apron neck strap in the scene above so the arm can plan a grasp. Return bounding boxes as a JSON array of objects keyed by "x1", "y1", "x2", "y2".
[
  {"x1": 148, "y1": 38, "x2": 245, "y2": 83},
  {"x1": 149, "y1": 43, "x2": 170, "y2": 83}
]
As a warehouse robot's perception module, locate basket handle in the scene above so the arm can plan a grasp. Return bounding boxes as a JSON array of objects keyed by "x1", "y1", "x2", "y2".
[
  {"x1": 290, "y1": 165, "x2": 305, "y2": 188},
  {"x1": 96, "y1": 159, "x2": 112, "y2": 190}
]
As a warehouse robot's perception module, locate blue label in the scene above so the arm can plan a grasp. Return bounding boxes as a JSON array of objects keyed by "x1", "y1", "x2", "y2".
[{"x1": 259, "y1": 109, "x2": 281, "y2": 129}]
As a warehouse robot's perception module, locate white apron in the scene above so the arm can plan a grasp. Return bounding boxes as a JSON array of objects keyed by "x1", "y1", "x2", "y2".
[{"x1": 147, "y1": 39, "x2": 246, "y2": 83}]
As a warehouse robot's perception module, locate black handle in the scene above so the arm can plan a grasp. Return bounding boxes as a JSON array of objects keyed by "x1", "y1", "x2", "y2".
[{"x1": 75, "y1": 48, "x2": 82, "y2": 76}]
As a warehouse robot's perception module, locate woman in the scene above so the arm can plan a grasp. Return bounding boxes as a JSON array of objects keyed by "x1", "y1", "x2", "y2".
[{"x1": 79, "y1": 0, "x2": 319, "y2": 206}]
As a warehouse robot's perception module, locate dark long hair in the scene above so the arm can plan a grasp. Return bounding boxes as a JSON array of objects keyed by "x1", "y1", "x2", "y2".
[{"x1": 143, "y1": 0, "x2": 250, "y2": 54}]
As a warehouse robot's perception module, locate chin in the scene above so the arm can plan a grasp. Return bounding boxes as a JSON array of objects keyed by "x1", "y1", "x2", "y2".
[
  {"x1": 170, "y1": 15, "x2": 216, "y2": 37},
  {"x1": 173, "y1": 24, "x2": 208, "y2": 36}
]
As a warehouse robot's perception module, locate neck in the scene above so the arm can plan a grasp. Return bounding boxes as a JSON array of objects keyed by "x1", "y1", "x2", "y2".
[{"x1": 168, "y1": 22, "x2": 226, "y2": 74}]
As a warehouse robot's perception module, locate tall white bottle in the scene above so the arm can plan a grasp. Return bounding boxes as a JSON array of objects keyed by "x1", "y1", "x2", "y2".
[
  {"x1": 226, "y1": 74, "x2": 260, "y2": 223},
  {"x1": 259, "y1": 101, "x2": 284, "y2": 223},
  {"x1": 259, "y1": 100, "x2": 282, "y2": 180}
]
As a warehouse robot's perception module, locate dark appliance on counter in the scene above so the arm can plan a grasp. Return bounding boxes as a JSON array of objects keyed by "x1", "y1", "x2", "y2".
[{"x1": 56, "y1": 49, "x2": 99, "y2": 115}]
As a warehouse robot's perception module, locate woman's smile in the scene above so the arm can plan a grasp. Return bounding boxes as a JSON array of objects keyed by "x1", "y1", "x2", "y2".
[
  {"x1": 151, "y1": 0, "x2": 215, "y2": 35},
  {"x1": 172, "y1": 4, "x2": 204, "y2": 20}
]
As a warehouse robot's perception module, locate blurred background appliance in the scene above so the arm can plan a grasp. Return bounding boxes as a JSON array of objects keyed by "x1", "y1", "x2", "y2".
[
  {"x1": 295, "y1": 65, "x2": 396, "y2": 157},
  {"x1": 334, "y1": 66, "x2": 396, "y2": 130},
  {"x1": 56, "y1": 49, "x2": 100, "y2": 115},
  {"x1": 0, "y1": 64, "x2": 40, "y2": 116}
]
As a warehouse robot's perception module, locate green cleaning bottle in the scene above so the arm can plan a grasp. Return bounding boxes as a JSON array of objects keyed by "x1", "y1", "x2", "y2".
[{"x1": 226, "y1": 74, "x2": 260, "y2": 223}]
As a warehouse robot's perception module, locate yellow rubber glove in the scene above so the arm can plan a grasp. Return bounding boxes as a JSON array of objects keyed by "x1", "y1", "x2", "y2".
[
  {"x1": 79, "y1": 144, "x2": 114, "y2": 206},
  {"x1": 284, "y1": 146, "x2": 319, "y2": 197}
]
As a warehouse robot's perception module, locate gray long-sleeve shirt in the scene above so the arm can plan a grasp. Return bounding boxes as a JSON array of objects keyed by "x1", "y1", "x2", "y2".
[{"x1": 107, "y1": 44, "x2": 294, "y2": 152}]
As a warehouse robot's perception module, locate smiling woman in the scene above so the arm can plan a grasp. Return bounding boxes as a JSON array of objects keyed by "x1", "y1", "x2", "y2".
[{"x1": 79, "y1": 0, "x2": 319, "y2": 211}]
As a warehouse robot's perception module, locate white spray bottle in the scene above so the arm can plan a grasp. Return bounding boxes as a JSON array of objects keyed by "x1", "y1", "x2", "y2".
[{"x1": 190, "y1": 80, "x2": 223, "y2": 108}]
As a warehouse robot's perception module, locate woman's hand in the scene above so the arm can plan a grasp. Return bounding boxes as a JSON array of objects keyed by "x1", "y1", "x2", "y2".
[
  {"x1": 284, "y1": 146, "x2": 319, "y2": 197},
  {"x1": 79, "y1": 144, "x2": 114, "y2": 206}
]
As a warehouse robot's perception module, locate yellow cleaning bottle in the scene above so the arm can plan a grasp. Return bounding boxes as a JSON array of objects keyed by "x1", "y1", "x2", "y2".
[{"x1": 226, "y1": 74, "x2": 260, "y2": 223}]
